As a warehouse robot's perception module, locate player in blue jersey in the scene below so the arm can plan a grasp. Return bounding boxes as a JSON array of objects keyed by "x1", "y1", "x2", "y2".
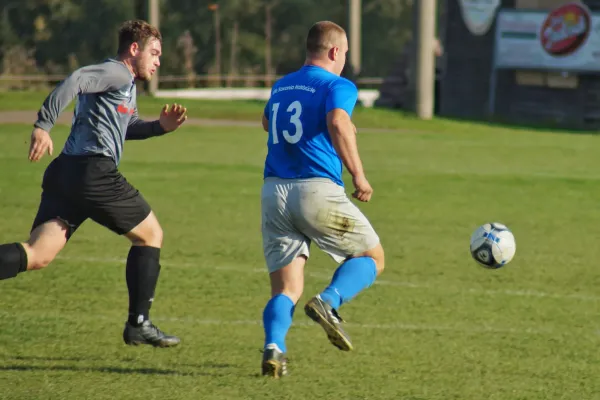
[{"x1": 259, "y1": 21, "x2": 385, "y2": 378}]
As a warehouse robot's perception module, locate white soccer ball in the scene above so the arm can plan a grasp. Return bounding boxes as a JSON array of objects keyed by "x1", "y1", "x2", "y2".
[{"x1": 469, "y1": 222, "x2": 516, "y2": 269}]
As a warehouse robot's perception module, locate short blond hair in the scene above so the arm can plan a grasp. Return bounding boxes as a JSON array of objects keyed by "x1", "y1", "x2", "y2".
[{"x1": 306, "y1": 21, "x2": 346, "y2": 56}]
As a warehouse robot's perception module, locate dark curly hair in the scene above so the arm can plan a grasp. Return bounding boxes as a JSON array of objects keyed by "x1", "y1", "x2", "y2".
[{"x1": 117, "y1": 20, "x2": 162, "y2": 55}]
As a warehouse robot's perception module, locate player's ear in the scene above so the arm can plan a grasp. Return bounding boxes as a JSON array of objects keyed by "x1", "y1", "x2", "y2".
[
  {"x1": 330, "y1": 46, "x2": 339, "y2": 61},
  {"x1": 130, "y1": 42, "x2": 140, "y2": 57}
]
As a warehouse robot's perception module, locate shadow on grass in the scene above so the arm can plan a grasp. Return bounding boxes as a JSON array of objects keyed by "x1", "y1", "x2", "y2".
[
  {"x1": 11, "y1": 355, "x2": 96, "y2": 362},
  {"x1": 0, "y1": 357, "x2": 235, "y2": 377},
  {"x1": 0, "y1": 364, "x2": 191, "y2": 375}
]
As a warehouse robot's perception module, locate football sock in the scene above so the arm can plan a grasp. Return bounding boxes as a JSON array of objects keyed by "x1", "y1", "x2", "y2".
[
  {"x1": 263, "y1": 293, "x2": 295, "y2": 353},
  {"x1": 319, "y1": 257, "x2": 377, "y2": 310},
  {"x1": 0, "y1": 243, "x2": 28, "y2": 280},
  {"x1": 126, "y1": 246, "x2": 161, "y2": 326}
]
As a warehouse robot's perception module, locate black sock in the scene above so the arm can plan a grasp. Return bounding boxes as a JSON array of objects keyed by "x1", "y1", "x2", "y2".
[
  {"x1": 0, "y1": 243, "x2": 28, "y2": 280},
  {"x1": 126, "y1": 246, "x2": 161, "y2": 326}
]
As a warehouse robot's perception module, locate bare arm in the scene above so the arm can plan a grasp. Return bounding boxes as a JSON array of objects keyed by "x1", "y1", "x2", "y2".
[
  {"x1": 324, "y1": 79, "x2": 372, "y2": 201},
  {"x1": 327, "y1": 108, "x2": 364, "y2": 179},
  {"x1": 327, "y1": 108, "x2": 373, "y2": 202},
  {"x1": 262, "y1": 97, "x2": 270, "y2": 132}
]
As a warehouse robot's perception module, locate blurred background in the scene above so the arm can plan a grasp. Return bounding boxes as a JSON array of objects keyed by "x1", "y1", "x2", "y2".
[
  {"x1": 2, "y1": 0, "x2": 600, "y2": 129},
  {"x1": 0, "y1": 1, "x2": 420, "y2": 88}
]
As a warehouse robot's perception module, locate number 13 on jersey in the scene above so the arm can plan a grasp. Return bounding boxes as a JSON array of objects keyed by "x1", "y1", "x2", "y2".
[{"x1": 271, "y1": 101, "x2": 303, "y2": 144}]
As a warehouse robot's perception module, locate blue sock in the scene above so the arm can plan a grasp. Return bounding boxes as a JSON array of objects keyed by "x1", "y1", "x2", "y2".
[
  {"x1": 262, "y1": 293, "x2": 295, "y2": 353},
  {"x1": 319, "y1": 257, "x2": 377, "y2": 309}
]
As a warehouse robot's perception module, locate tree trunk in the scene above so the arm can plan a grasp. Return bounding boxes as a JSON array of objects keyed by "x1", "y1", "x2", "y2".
[
  {"x1": 227, "y1": 21, "x2": 239, "y2": 87},
  {"x1": 214, "y1": 6, "x2": 221, "y2": 87},
  {"x1": 265, "y1": 2, "x2": 273, "y2": 87}
]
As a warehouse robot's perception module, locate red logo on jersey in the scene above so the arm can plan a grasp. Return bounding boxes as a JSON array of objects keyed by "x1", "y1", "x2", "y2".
[
  {"x1": 117, "y1": 103, "x2": 135, "y2": 115},
  {"x1": 540, "y1": 2, "x2": 591, "y2": 57}
]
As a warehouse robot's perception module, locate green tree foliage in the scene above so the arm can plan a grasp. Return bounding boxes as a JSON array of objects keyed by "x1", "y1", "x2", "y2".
[{"x1": 0, "y1": 0, "x2": 414, "y2": 83}]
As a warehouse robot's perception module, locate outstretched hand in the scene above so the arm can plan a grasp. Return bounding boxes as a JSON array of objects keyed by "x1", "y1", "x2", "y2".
[
  {"x1": 159, "y1": 103, "x2": 188, "y2": 132},
  {"x1": 28, "y1": 127, "x2": 54, "y2": 162}
]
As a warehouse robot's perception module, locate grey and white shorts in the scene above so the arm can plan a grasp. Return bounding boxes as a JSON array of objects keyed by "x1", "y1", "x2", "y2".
[{"x1": 261, "y1": 177, "x2": 380, "y2": 273}]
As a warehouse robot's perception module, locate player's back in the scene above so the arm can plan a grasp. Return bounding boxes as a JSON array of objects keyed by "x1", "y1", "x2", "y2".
[{"x1": 263, "y1": 65, "x2": 357, "y2": 187}]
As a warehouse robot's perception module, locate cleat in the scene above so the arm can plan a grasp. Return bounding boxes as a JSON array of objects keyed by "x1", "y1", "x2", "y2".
[
  {"x1": 261, "y1": 345, "x2": 288, "y2": 378},
  {"x1": 123, "y1": 320, "x2": 180, "y2": 348},
  {"x1": 304, "y1": 296, "x2": 353, "y2": 351}
]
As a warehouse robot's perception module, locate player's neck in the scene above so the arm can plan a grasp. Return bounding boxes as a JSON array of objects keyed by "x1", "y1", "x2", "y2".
[
  {"x1": 116, "y1": 55, "x2": 136, "y2": 79},
  {"x1": 304, "y1": 58, "x2": 334, "y2": 74}
]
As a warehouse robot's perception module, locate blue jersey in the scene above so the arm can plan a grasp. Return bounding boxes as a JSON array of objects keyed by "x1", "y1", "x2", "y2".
[{"x1": 263, "y1": 65, "x2": 358, "y2": 187}]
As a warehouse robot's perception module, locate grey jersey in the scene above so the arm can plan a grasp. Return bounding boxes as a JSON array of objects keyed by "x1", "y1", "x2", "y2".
[{"x1": 34, "y1": 58, "x2": 165, "y2": 165}]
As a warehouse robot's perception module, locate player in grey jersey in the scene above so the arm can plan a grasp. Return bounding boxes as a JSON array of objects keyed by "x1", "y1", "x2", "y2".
[{"x1": 0, "y1": 20, "x2": 188, "y2": 347}]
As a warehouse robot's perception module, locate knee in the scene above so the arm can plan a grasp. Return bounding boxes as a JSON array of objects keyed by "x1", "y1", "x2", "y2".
[
  {"x1": 373, "y1": 246, "x2": 385, "y2": 276},
  {"x1": 147, "y1": 224, "x2": 163, "y2": 248},
  {"x1": 129, "y1": 220, "x2": 163, "y2": 248},
  {"x1": 361, "y1": 244, "x2": 385, "y2": 276},
  {"x1": 22, "y1": 245, "x2": 53, "y2": 270},
  {"x1": 30, "y1": 258, "x2": 52, "y2": 270}
]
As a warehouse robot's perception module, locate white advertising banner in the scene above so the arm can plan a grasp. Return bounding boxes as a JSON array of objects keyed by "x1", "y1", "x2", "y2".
[{"x1": 495, "y1": 2, "x2": 600, "y2": 71}]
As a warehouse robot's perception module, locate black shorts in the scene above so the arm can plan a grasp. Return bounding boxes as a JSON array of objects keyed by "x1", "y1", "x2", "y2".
[{"x1": 31, "y1": 153, "x2": 152, "y2": 238}]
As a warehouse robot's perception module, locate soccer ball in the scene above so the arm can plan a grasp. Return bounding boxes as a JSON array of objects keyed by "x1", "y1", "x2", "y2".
[{"x1": 470, "y1": 223, "x2": 516, "y2": 269}]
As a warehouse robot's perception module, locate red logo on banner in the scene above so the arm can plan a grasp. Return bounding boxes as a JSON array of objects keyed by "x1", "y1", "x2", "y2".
[{"x1": 540, "y1": 2, "x2": 591, "y2": 56}]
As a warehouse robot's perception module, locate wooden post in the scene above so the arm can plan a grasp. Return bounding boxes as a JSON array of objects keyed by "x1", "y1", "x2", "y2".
[
  {"x1": 227, "y1": 21, "x2": 239, "y2": 87},
  {"x1": 265, "y1": 2, "x2": 274, "y2": 87},
  {"x1": 148, "y1": 0, "x2": 159, "y2": 95},
  {"x1": 348, "y1": 0, "x2": 361, "y2": 75},
  {"x1": 415, "y1": 0, "x2": 436, "y2": 119},
  {"x1": 213, "y1": 4, "x2": 222, "y2": 86}
]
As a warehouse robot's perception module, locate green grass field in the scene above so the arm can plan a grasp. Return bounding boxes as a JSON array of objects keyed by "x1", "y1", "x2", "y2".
[
  {"x1": 2, "y1": 90, "x2": 440, "y2": 130},
  {"x1": 1, "y1": 103, "x2": 600, "y2": 399}
]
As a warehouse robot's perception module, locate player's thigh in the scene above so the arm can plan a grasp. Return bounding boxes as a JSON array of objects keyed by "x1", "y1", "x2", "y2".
[
  {"x1": 91, "y1": 192, "x2": 157, "y2": 245},
  {"x1": 27, "y1": 192, "x2": 87, "y2": 269},
  {"x1": 261, "y1": 178, "x2": 311, "y2": 276},
  {"x1": 32, "y1": 155, "x2": 88, "y2": 238},
  {"x1": 295, "y1": 180, "x2": 380, "y2": 263},
  {"x1": 25, "y1": 220, "x2": 70, "y2": 270},
  {"x1": 84, "y1": 168, "x2": 156, "y2": 244},
  {"x1": 31, "y1": 191, "x2": 87, "y2": 239}
]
